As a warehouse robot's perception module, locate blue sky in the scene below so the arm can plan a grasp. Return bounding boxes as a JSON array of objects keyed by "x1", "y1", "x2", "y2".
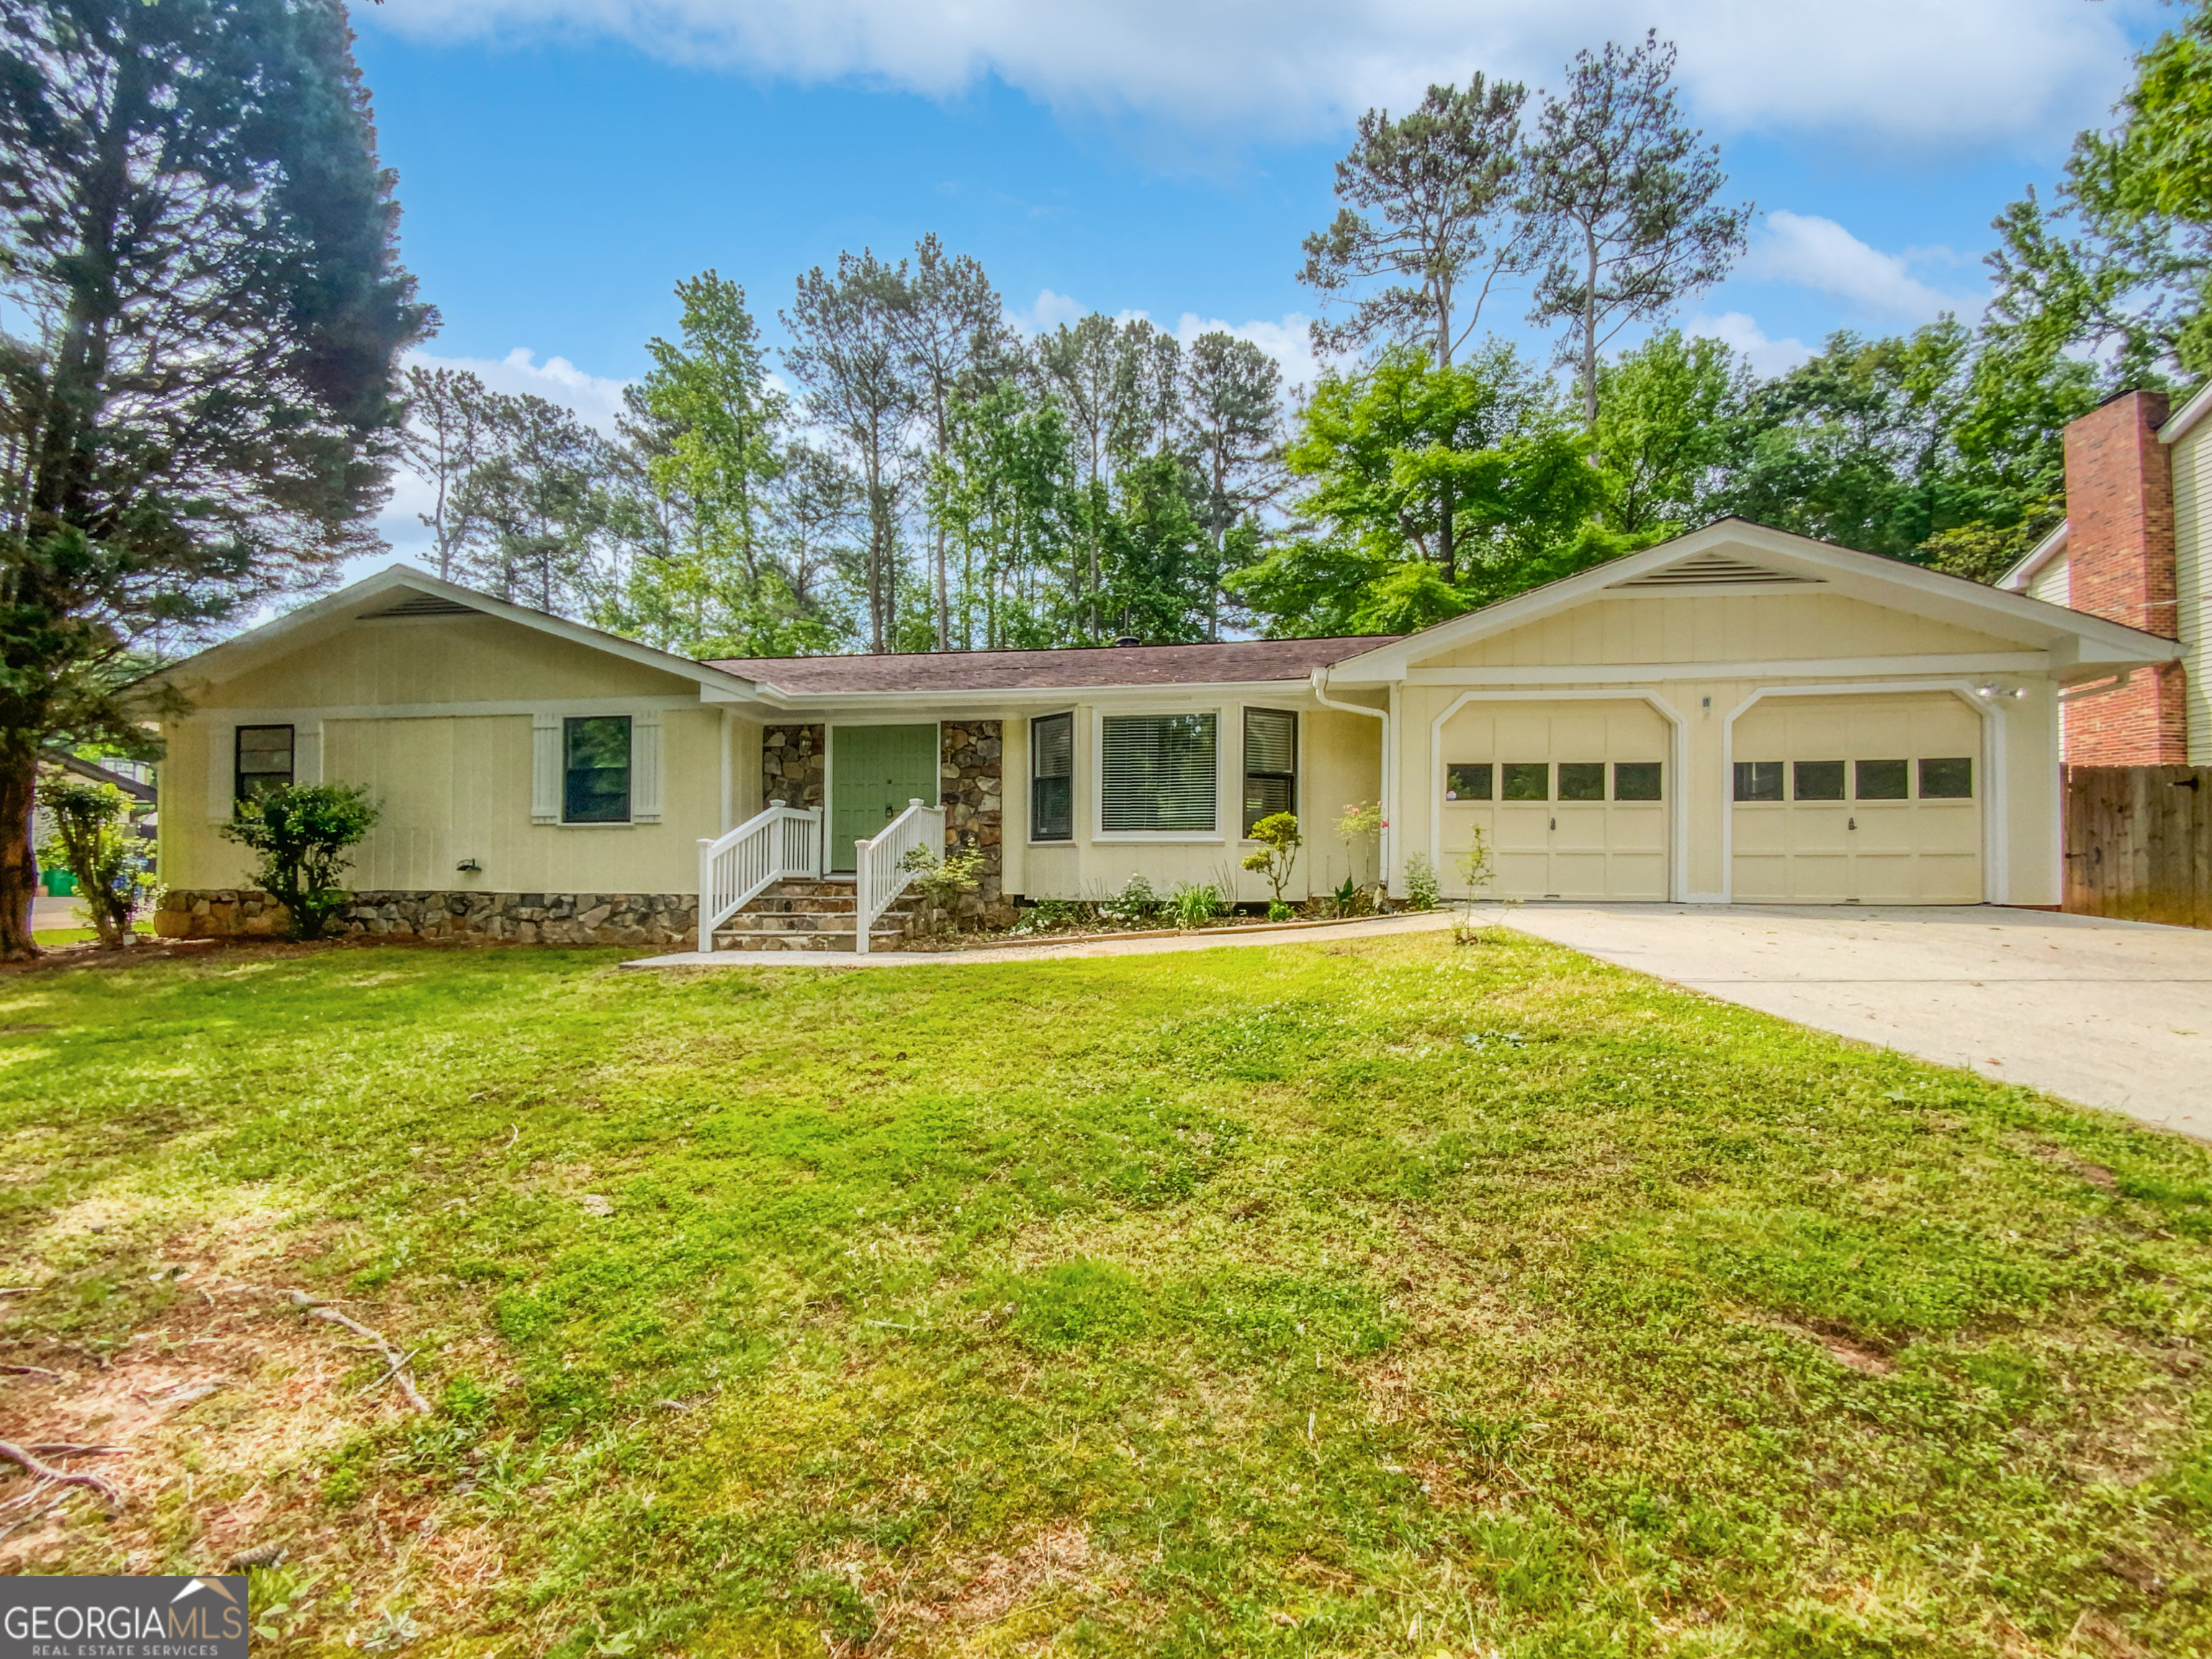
[{"x1": 351, "y1": 0, "x2": 2165, "y2": 564}]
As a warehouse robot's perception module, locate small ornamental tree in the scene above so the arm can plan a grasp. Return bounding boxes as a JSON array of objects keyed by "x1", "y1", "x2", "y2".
[
  {"x1": 1241, "y1": 811, "x2": 1303, "y2": 920},
  {"x1": 220, "y1": 783, "x2": 379, "y2": 941},
  {"x1": 35, "y1": 776, "x2": 149, "y2": 947}
]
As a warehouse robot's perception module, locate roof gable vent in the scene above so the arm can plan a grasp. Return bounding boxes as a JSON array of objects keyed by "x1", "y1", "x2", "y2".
[
  {"x1": 361, "y1": 590, "x2": 480, "y2": 619},
  {"x1": 1610, "y1": 549, "x2": 1820, "y2": 590}
]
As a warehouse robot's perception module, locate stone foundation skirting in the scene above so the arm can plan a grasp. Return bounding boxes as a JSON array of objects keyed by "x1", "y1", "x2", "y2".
[{"x1": 153, "y1": 889, "x2": 699, "y2": 947}]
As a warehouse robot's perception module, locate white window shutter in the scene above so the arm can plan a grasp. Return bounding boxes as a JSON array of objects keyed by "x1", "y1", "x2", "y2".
[
  {"x1": 295, "y1": 720, "x2": 323, "y2": 786},
  {"x1": 631, "y1": 711, "x2": 662, "y2": 822},
  {"x1": 207, "y1": 720, "x2": 235, "y2": 822},
  {"x1": 531, "y1": 713, "x2": 561, "y2": 823}
]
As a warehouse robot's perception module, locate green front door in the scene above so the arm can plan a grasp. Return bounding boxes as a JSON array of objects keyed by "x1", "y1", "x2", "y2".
[{"x1": 829, "y1": 724, "x2": 940, "y2": 873}]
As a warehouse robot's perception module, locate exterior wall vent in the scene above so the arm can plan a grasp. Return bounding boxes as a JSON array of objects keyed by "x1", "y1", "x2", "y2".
[
  {"x1": 1610, "y1": 551, "x2": 1819, "y2": 589},
  {"x1": 362, "y1": 591, "x2": 480, "y2": 619}
]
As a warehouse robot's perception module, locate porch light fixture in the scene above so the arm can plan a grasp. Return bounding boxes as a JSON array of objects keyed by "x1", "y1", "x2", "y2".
[{"x1": 456, "y1": 857, "x2": 482, "y2": 872}]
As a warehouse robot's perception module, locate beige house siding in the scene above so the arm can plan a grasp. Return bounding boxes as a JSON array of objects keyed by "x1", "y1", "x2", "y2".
[
  {"x1": 161, "y1": 613, "x2": 750, "y2": 897},
  {"x1": 2174, "y1": 424, "x2": 2212, "y2": 763},
  {"x1": 1000, "y1": 698, "x2": 1382, "y2": 904},
  {"x1": 2026, "y1": 552, "x2": 2072, "y2": 607},
  {"x1": 1421, "y1": 593, "x2": 2021, "y2": 671},
  {"x1": 1393, "y1": 582, "x2": 2067, "y2": 906}
]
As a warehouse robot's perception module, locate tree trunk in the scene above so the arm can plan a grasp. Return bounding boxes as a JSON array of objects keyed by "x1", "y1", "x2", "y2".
[
  {"x1": 0, "y1": 747, "x2": 40, "y2": 961},
  {"x1": 1438, "y1": 482, "x2": 1456, "y2": 583},
  {"x1": 1581, "y1": 228, "x2": 1601, "y2": 431},
  {"x1": 935, "y1": 522, "x2": 950, "y2": 652}
]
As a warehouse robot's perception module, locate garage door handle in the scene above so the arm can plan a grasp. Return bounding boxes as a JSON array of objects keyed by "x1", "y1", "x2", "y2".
[
  {"x1": 1549, "y1": 817, "x2": 1556, "y2": 830},
  {"x1": 1848, "y1": 817, "x2": 1856, "y2": 831}
]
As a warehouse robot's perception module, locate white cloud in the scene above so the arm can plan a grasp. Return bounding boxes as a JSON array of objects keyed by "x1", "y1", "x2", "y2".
[
  {"x1": 1742, "y1": 211, "x2": 1968, "y2": 323},
  {"x1": 408, "y1": 346, "x2": 634, "y2": 433},
  {"x1": 1172, "y1": 310, "x2": 1323, "y2": 398},
  {"x1": 1683, "y1": 311, "x2": 1811, "y2": 377},
  {"x1": 369, "y1": 0, "x2": 2141, "y2": 153},
  {"x1": 1010, "y1": 287, "x2": 1084, "y2": 336}
]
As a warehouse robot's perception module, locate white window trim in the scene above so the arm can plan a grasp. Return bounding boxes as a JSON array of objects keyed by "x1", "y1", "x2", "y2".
[
  {"x1": 207, "y1": 714, "x2": 320, "y2": 822},
  {"x1": 1092, "y1": 705, "x2": 1226, "y2": 844}
]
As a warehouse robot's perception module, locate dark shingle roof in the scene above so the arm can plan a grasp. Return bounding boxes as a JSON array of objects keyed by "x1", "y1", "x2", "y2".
[{"x1": 705, "y1": 635, "x2": 1398, "y2": 695}]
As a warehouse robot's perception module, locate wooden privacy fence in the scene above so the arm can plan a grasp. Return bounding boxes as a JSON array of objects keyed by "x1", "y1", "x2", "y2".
[{"x1": 2064, "y1": 765, "x2": 2212, "y2": 928}]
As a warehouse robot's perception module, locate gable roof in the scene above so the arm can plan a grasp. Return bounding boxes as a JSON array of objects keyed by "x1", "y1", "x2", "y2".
[
  {"x1": 1996, "y1": 520, "x2": 2069, "y2": 593},
  {"x1": 1322, "y1": 518, "x2": 2177, "y2": 683},
  {"x1": 706, "y1": 635, "x2": 1396, "y2": 696},
  {"x1": 145, "y1": 565, "x2": 765, "y2": 701}
]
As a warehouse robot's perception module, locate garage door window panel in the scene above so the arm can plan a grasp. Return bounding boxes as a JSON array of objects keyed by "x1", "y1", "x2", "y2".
[
  {"x1": 1919, "y1": 757, "x2": 1973, "y2": 799},
  {"x1": 1613, "y1": 762, "x2": 1662, "y2": 801},
  {"x1": 1557, "y1": 763, "x2": 1606, "y2": 801},
  {"x1": 1502, "y1": 763, "x2": 1550, "y2": 801},
  {"x1": 1794, "y1": 760, "x2": 1845, "y2": 801},
  {"x1": 1734, "y1": 760, "x2": 1784, "y2": 803},
  {"x1": 1856, "y1": 759, "x2": 1909, "y2": 800},
  {"x1": 1445, "y1": 763, "x2": 1492, "y2": 800}
]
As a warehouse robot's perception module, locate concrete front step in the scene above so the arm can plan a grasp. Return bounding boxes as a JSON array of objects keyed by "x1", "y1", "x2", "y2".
[
  {"x1": 749, "y1": 894, "x2": 865, "y2": 916},
  {"x1": 774, "y1": 878, "x2": 860, "y2": 898},
  {"x1": 717, "y1": 906, "x2": 910, "y2": 934},
  {"x1": 711, "y1": 927, "x2": 907, "y2": 953}
]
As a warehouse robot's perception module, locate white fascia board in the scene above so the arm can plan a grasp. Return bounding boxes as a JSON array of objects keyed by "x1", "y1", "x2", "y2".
[
  {"x1": 145, "y1": 565, "x2": 762, "y2": 701},
  {"x1": 2159, "y1": 380, "x2": 2212, "y2": 446},
  {"x1": 1996, "y1": 519, "x2": 2069, "y2": 593},
  {"x1": 701, "y1": 678, "x2": 1337, "y2": 716}
]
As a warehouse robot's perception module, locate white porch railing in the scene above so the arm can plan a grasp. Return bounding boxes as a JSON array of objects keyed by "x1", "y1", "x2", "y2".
[
  {"x1": 697, "y1": 801, "x2": 822, "y2": 948},
  {"x1": 853, "y1": 797, "x2": 945, "y2": 955}
]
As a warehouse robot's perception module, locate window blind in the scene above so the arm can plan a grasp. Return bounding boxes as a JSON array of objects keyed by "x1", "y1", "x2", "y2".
[
  {"x1": 1241, "y1": 708, "x2": 1296, "y2": 835},
  {"x1": 1100, "y1": 712, "x2": 1216, "y2": 834},
  {"x1": 1031, "y1": 712, "x2": 1073, "y2": 841}
]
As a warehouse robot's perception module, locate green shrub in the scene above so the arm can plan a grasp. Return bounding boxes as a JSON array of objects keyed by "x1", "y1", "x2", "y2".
[
  {"x1": 1240, "y1": 811, "x2": 1302, "y2": 910},
  {"x1": 220, "y1": 783, "x2": 381, "y2": 941},
  {"x1": 1403, "y1": 851, "x2": 1441, "y2": 910},
  {"x1": 897, "y1": 841, "x2": 985, "y2": 927},
  {"x1": 1099, "y1": 873, "x2": 1160, "y2": 925},
  {"x1": 1168, "y1": 879, "x2": 1224, "y2": 929},
  {"x1": 35, "y1": 775, "x2": 151, "y2": 947}
]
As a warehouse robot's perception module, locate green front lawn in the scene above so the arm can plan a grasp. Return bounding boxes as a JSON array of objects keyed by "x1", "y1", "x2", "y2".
[{"x1": 2, "y1": 935, "x2": 2208, "y2": 1655}]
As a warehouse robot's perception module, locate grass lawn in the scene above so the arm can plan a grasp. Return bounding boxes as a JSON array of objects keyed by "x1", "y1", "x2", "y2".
[{"x1": 2, "y1": 932, "x2": 2210, "y2": 1655}]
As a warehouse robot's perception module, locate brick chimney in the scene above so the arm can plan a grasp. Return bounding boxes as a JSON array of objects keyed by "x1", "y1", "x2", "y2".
[{"x1": 2059, "y1": 389, "x2": 2188, "y2": 764}]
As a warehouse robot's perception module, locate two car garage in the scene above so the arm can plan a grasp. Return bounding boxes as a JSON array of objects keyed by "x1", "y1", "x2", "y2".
[{"x1": 1436, "y1": 691, "x2": 1986, "y2": 906}]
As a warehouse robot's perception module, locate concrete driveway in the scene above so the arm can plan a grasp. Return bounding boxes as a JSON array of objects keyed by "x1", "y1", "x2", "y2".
[{"x1": 1485, "y1": 904, "x2": 2212, "y2": 1137}]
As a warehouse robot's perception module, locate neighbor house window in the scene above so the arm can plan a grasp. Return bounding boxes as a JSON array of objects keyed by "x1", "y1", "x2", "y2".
[
  {"x1": 1919, "y1": 757, "x2": 1973, "y2": 799},
  {"x1": 1242, "y1": 709, "x2": 1297, "y2": 835},
  {"x1": 563, "y1": 716, "x2": 632, "y2": 823},
  {"x1": 1793, "y1": 760, "x2": 1846, "y2": 801},
  {"x1": 1031, "y1": 712, "x2": 1074, "y2": 841},
  {"x1": 1100, "y1": 712, "x2": 1217, "y2": 834},
  {"x1": 234, "y1": 724, "x2": 295, "y2": 803},
  {"x1": 1614, "y1": 762, "x2": 1663, "y2": 801},
  {"x1": 1445, "y1": 763, "x2": 1492, "y2": 800},
  {"x1": 1734, "y1": 760, "x2": 1784, "y2": 803},
  {"x1": 1855, "y1": 759, "x2": 1909, "y2": 801}
]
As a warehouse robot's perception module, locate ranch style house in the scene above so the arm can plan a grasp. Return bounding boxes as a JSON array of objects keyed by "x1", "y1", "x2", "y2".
[{"x1": 144, "y1": 518, "x2": 2178, "y2": 952}]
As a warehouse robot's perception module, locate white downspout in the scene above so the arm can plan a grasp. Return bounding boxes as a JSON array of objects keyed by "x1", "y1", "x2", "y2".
[{"x1": 1310, "y1": 667, "x2": 1395, "y2": 894}]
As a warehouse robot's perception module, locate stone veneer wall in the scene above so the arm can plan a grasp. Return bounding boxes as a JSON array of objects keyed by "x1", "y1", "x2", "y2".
[
  {"x1": 940, "y1": 719, "x2": 1014, "y2": 927},
  {"x1": 761, "y1": 724, "x2": 827, "y2": 809},
  {"x1": 155, "y1": 889, "x2": 698, "y2": 947}
]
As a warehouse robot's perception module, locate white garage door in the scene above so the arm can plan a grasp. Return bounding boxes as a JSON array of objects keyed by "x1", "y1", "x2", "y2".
[
  {"x1": 1439, "y1": 701, "x2": 1670, "y2": 900},
  {"x1": 1731, "y1": 693, "x2": 1984, "y2": 904}
]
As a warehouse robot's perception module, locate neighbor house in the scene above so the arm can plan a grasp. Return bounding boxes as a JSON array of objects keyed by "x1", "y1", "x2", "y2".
[
  {"x1": 1998, "y1": 386, "x2": 2211, "y2": 765},
  {"x1": 146, "y1": 518, "x2": 2177, "y2": 950}
]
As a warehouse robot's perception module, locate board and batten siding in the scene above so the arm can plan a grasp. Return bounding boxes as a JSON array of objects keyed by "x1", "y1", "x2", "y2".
[
  {"x1": 2169, "y1": 421, "x2": 2212, "y2": 765},
  {"x1": 160, "y1": 612, "x2": 757, "y2": 896},
  {"x1": 1003, "y1": 698, "x2": 1382, "y2": 903}
]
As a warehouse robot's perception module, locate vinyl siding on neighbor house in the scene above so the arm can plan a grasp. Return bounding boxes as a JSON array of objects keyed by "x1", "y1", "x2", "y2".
[{"x1": 2170, "y1": 421, "x2": 2212, "y2": 764}]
